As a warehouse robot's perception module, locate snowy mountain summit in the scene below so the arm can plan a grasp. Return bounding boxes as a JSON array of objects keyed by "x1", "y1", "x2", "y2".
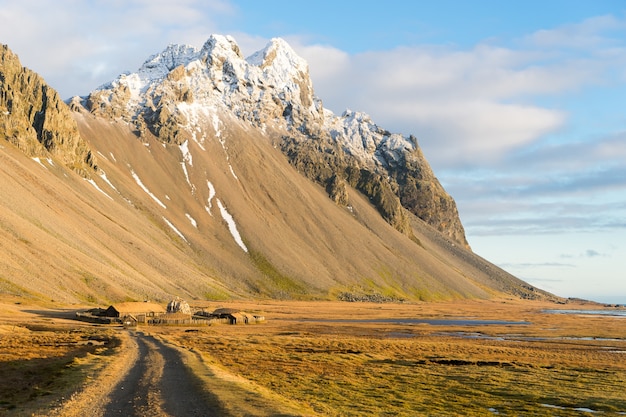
[
  {"x1": 86, "y1": 35, "x2": 409, "y2": 167},
  {"x1": 82, "y1": 34, "x2": 468, "y2": 246},
  {"x1": 86, "y1": 35, "x2": 319, "y2": 140}
]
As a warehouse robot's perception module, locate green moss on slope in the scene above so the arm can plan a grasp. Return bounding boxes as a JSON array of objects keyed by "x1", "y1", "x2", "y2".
[{"x1": 249, "y1": 249, "x2": 307, "y2": 299}]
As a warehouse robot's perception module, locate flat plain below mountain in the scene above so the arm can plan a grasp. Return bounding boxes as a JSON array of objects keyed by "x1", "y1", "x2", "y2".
[{"x1": 1, "y1": 298, "x2": 625, "y2": 416}]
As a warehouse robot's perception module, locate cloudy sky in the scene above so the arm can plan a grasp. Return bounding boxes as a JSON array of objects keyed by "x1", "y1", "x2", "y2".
[{"x1": 1, "y1": 0, "x2": 625, "y2": 303}]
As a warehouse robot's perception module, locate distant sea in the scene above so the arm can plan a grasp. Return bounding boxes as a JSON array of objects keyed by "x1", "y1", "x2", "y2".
[
  {"x1": 546, "y1": 309, "x2": 626, "y2": 317},
  {"x1": 589, "y1": 296, "x2": 626, "y2": 306}
]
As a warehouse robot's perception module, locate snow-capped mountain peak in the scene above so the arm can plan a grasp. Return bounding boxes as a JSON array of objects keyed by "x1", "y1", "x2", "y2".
[
  {"x1": 140, "y1": 43, "x2": 200, "y2": 79},
  {"x1": 143, "y1": 44, "x2": 198, "y2": 75},
  {"x1": 247, "y1": 38, "x2": 309, "y2": 82},
  {"x1": 201, "y1": 34, "x2": 244, "y2": 61},
  {"x1": 86, "y1": 35, "x2": 322, "y2": 137},
  {"x1": 86, "y1": 35, "x2": 421, "y2": 166},
  {"x1": 81, "y1": 34, "x2": 468, "y2": 247}
]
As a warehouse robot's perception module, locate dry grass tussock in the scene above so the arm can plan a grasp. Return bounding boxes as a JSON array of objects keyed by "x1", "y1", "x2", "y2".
[{"x1": 0, "y1": 323, "x2": 120, "y2": 416}]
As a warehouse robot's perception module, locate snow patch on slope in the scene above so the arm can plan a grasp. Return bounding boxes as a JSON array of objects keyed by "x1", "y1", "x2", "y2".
[
  {"x1": 217, "y1": 135, "x2": 238, "y2": 180},
  {"x1": 229, "y1": 165, "x2": 239, "y2": 180},
  {"x1": 99, "y1": 171, "x2": 117, "y2": 192},
  {"x1": 206, "y1": 180, "x2": 216, "y2": 215},
  {"x1": 211, "y1": 113, "x2": 221, "y2": 138},
  {"x1": 32, "y1": 157, "x2": 56, "y2": 168},
  {"x1": 186, "y1": 213, "x2": 197, "y2": 228},
  {"x1": 216, "y1": 199, "x2": 247, "y2": 252},
  {"x1": 180, "y1": 140, "x2": 193, "y2": 166},
  {"x1": 179, "y1": 140, "x2": 197, "y2": 192},
  {"x1": 181, "y1": 162, "x2": 192, "y2": 189},
  {"x1": 85, "y1": 178, "x2": 113, "y2": 200},
  {"x1": 178, "y1": 102, "x2": 209, "y2": 150},
  {"x1": 32, "y1": 157, "x2": 47, "y2": 168},
  {"x1": 162, "y1": 216, "x2": 188, "y2": 243},
  {"x1": 130, "y1": 168, "x2": 166, "y2": 209}
]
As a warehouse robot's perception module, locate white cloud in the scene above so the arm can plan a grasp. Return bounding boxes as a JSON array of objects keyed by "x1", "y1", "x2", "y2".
[
  {"x1": 374, "y1": 99, "x2": 564, "y2": 166},
  {"x1": 297, "y1": 43, "x2": 577, "y2": 167},
  {"x1": 287, "y1": 16, "x2": 626, "y2": 169},
  {"x1": 0, "y1": 0, "x2": 231, "y2": 97},
  {"x1": 594, "y1": 132, "x2": 626, "y2": 159},
  {"x1": 525, "y1": 15, "x2": 626, "y2": 50},
  {"x1": 294, "y1": 42, "x2": 351, "y2": 81},
  {"x1": 445, "y1": 141, "x2": 626, "y2": 237}
]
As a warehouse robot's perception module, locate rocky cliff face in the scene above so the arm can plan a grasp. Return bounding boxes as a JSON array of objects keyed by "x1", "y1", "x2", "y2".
[
  {"x1": 281, "y1": 110, "x2": 469, "y2": 247},
  {"x1": 83, "y1": 35, "x2": 468, "y2": 247},
  {"x1": 0, "y1": 45, "x2": 96, "y2": 176}
]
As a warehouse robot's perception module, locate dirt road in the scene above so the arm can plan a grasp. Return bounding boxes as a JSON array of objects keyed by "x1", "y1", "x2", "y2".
[
  {"x1": 102, "y1": 332, "x2": 228, "y2": 416},
  {"x1": 41, "y1": 328, "x2": 309, "y2": 417}
]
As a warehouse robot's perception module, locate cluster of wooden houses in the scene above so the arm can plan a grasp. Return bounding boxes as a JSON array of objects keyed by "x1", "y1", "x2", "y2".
[{"x1": 76, "y1": 299, "x2": 265, "y2": 327}]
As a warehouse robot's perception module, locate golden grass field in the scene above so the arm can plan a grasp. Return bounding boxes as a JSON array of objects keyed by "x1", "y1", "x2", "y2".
[
  {"x1": 1, "y1": 297, "x2": 625, "y2": 416},
  {"x1": 0, "y1": 299, "x2": 119, "y2": 416}
]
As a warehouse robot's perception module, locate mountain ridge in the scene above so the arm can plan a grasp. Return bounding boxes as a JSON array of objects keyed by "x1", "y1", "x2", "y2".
[
  {"x1": 0, "y1": 39, "x2": 560, "y2": 304},
  {"x1": 82, "y1": 35, "x2": 469, "y2": 247},
  {"x1": 0, "y1": 44, "x2": 96, "y2": 176}
]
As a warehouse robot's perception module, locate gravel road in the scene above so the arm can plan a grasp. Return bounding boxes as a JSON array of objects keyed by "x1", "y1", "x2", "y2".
[
  {"x1": 102, "y1": 332, "x2": 229, "y2": 417},
  {"x1": 43, "y1": 329, "x2": 307, "y2": 417}
]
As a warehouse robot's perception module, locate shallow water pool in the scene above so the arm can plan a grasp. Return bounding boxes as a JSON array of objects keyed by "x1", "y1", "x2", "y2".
[{"x1": 300, "y1": 318, "x2": 530, "y2": 326}]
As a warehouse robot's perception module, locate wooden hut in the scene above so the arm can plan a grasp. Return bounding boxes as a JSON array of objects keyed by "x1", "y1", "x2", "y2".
[
  {"x1": 104, "y1": 302, "x2": 166, "y2": 323},
  {"x1": 212, "y1": 308, "x2": 265, "y2": 324}
]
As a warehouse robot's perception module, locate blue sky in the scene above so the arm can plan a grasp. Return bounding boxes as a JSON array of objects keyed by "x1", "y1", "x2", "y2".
[{"x1": 1, "y1": 0, "x2": 625, "y2": 303}]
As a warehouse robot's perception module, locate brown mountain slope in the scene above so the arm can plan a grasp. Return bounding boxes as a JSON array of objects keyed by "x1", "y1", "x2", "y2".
[
  {"x1": 0, "y1": 103, "x2": 556, "y2": 304},
  {"x1": 0, "y1": 43, "x2": 559, "y2": 304}
]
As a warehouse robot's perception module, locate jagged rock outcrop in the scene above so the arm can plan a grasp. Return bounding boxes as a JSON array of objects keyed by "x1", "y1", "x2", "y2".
[
  {"x1": 167, "y1": 298, "x2": 191, "y2": 314},
  {"x1": 81, "y1": 35, "x2": 468, "y2": 247},
  {"x1": 0, "y1": 44, "x2": 96, "y2": 176}
]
